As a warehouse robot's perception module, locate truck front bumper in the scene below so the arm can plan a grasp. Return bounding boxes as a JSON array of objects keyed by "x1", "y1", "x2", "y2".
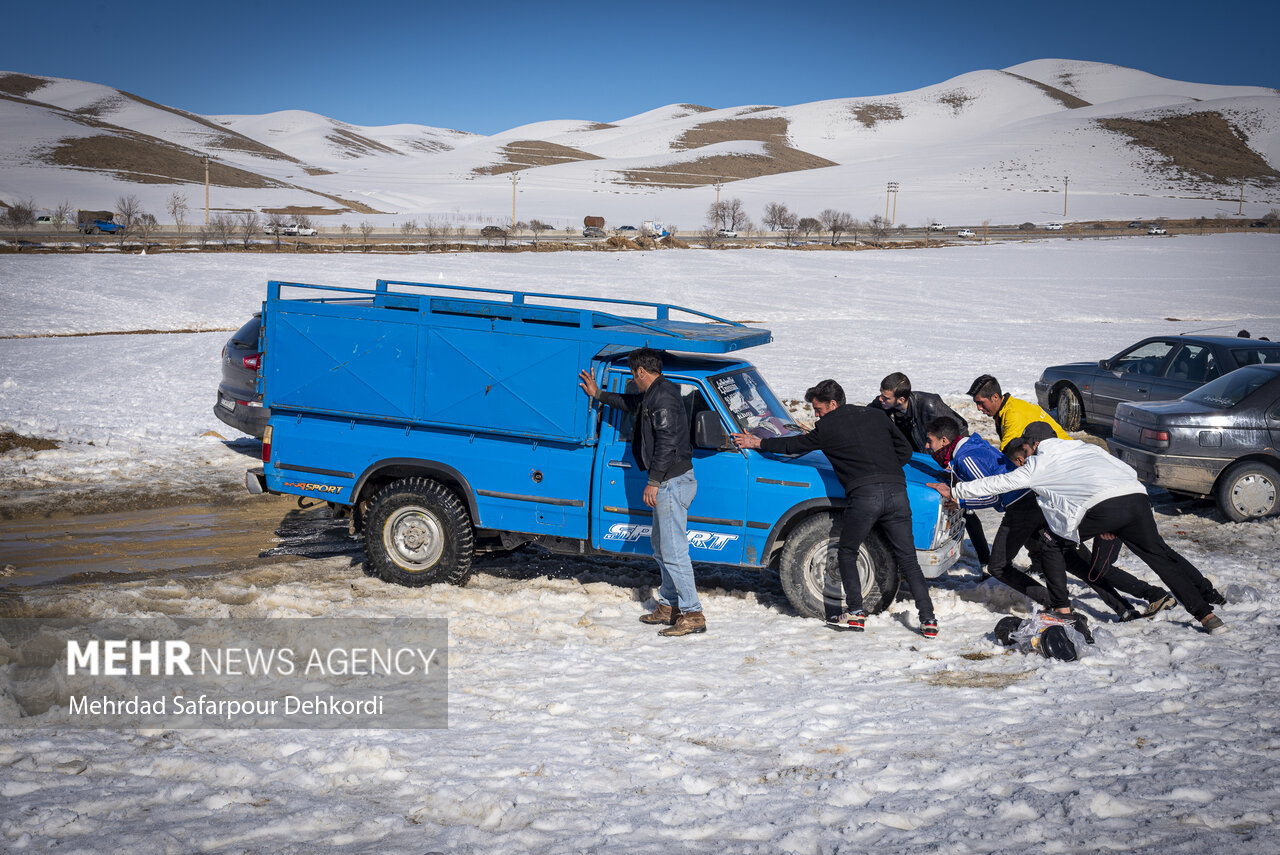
[{"x1": 917, "y1": 540, "x2": 962, "y2": 579}]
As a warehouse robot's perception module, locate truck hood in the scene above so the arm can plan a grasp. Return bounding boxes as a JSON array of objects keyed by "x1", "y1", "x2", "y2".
[{"x1": 767, "y1": 448, "x2": 947, "y2": 489}]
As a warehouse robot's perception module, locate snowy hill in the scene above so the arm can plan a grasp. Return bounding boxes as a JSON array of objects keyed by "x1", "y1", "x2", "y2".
[{"x1": 1, "y1": 60, "x2": 1277, "y2": 229}]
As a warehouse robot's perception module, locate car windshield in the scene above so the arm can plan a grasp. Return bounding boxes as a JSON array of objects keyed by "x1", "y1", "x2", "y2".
[
  {"x1": 1183, "y1": 366, "x2": 1278, "y2": 409},
  {"x1": 711, "y1": 369, "x2": 804, "y2": 439}
]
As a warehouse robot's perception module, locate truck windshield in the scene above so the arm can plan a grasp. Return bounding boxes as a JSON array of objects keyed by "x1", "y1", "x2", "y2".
[{"x1": 711, "y1": 369, "x2": 805, "y2": 439}]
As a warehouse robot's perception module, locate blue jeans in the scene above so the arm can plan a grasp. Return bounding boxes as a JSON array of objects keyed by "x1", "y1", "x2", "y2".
[{"x1": 651, "y1": 470, "x2": 701, "y2": 613}]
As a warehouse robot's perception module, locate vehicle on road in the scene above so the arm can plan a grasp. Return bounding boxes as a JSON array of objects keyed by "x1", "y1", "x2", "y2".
[
  {"x1": 80, "y1": 219, "x2": 121, "y2": 235},
  {"x1": 957, "y1": 229, "x2": 975, "y2": 238},
  {"x1": 928, "y1": 223, "x2": 945, "y2": 231},
  {"x1": 246, "y1": 281, "x2": 965, "y2": 619},
  {"x1": 1045, "y1": 223, "x2": 1064, "y2": 231},
  {"x1": 1036, "y1": 335, "x2": 1280, "y2": 431},
  {"x1": 583, "y1": 227, "x2": 606, "y2": 238},
  {"x1": 617, "y1": 225, "x2": 637, "y2": 233},
  {"x1": 214, "y1": 313, "x2": 268, "y2": 439},
  {"x1": 1107, "y1": 364, "x2": 1280, "y2": 522},
  {"x1": 1251, "y1": 221, "x2": 1270, "y2": 228},
  {"x1": 717, "y1": 229, "x2": 738, "y2": 238},
  {"x1": 480, "y1": 226, "x2": 508, "y2": 238},
  {"x1": 1127, "y1": 221, "x2": 1143, "y2": 228},
  {"x1": 1148, "y1": 226, "x2": 1167, "y2": 235}
]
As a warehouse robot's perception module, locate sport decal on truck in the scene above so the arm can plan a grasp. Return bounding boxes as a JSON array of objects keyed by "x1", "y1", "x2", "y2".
[
  {"x1": 603, "y1": 523, "x2": 739, "y2": 551},
  {"x1": 282, "y1": 480, "x2": 342, "y2": 495}
]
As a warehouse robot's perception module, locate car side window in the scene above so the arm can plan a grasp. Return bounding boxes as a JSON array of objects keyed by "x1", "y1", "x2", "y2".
[
  {"x1": 1164, "y1": 344, "x2": 1219, "y2": 383},
  {"x1": 1232, "y1": 347, "x2": 1280, "y2": 367},
  {"x1": 1113, "y1": 341, "x2": 1175, "y2": 375}
]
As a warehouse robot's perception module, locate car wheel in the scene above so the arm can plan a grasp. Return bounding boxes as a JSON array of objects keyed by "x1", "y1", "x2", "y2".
[
  {"x1": 364, "y1": 477, "x2": 474, "y2": 586},
  {"x1": 778, "y1": 513, "x2": 900, "y2": 619},
  {"x1": 1216, "y1": 461, "x2": 1280, "y2": 522},
  {"x1": 1055, "y1": 385, "x2": 1083, "y2": 432}
]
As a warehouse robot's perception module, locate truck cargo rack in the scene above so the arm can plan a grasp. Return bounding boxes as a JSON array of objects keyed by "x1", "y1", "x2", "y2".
[{"x1": 265, "y1": 279, "x2": 771, "y2": 353}]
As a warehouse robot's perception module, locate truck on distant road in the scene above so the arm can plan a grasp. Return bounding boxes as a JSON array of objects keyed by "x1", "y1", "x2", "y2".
[
  {"x1": 77, "y1": 209, "x2": 120, "y2": 234},
  {"x1": 246, "y1": 281, "x2": 964, "y2": 619}
]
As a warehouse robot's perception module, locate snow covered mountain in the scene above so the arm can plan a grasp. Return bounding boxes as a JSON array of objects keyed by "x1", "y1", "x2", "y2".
[{"x1": 1, "y1": 59, "x2": 1277, "y2": 229}]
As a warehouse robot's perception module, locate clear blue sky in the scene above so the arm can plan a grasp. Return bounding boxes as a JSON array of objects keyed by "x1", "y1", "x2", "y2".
[{"x1": 8, "y1": 0, "x2": 1277, "y2": 135}]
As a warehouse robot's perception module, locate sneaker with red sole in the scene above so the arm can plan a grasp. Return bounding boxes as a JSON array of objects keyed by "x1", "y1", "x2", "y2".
[
  {"x1": 826, "y1": 611, "x2": 865, "y2": 632},
  {"x1": 922, "y1": 619, "x2": 938, "y2": 639}
]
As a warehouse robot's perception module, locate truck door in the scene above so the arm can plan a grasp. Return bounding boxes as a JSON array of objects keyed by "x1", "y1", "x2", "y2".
[{"x1": 592, "y1": 373, "x2": 749, "y2": 565}]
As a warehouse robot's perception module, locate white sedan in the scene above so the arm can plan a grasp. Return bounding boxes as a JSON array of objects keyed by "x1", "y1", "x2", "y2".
[{"x1": 957, "y1": 229, "x2": 975, "y2": 238}]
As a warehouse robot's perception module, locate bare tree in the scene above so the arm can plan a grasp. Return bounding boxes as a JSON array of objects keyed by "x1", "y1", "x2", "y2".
[
  {"x1": 339, "y1": 222, "x2": 353, "y2": 251},
  {"x1": 763, "y1": 202, "x2": 792, "y2": 233},
  {"x1": 779, "y1": 211, "x2": 799, "y2": 246},
  {"x1": 1, "y1": 198, "x2": 37, "y2": 249},
  {"x1": 528, "y1": 218, "x2": 551, "y2": 247},
  {"x1": 195, "y1": 224, "x2": 212, "y2": 249},
  {"x1": 211, "y1": 212, "x2": 235, "y2": 248},
  {"x1": 359, "y1": 220, "x2": 375, "y2": 252},
  {"x1": 115, "y1": 194, "x2": 143, "y2": 247},
  {"x1": 819, "y1": 208, "x2": 853, "y2": 245},
  {"x1": 423, "y1": 215, "x2": 444, "y2": 247},
  {"x1": 167, "y1": 192, "x2": 190, "y2": 239},
  {"x1": 135, "y1": 212, "x2": 158, "y2": 250},
  {"x1": 868, "y1": 214, "x2": 891, "y2": 245},
  {"x1": 295, "y1": 213, "x2": 314, "y2": 231},
  {"x1": 53, "y1": 200, "x2": 74, "y2": 237},
  {"x1": 400, "y1": 219, "x2": 418, "y2": 251},
  {"x1": 981, "y1": 219, "x2": 992, "y2": 244},
  {"x1": 797, "y1": 217, "x2": 820, "y2": 242},
  {"x1": 266, "y1": 213, "x2": 288, "y2": 249},
  {"x1": 238, "y1": 212, "x2": 260, "y2": 248},
  {"x1": 697, "y1": 226, "x2": 721, "y2": 248}
]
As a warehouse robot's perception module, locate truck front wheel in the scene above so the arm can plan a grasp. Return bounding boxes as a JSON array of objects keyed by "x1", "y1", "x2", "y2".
[
  {"x1": 364, "y1": 477, "x2": 474, "y2": 587},
  {"x1": 778, "y1": 513, "x2": 900, "y2": 619}
]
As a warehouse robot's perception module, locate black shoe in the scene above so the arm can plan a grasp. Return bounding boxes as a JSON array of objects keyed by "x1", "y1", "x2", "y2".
[
  {"x1": 1118, "y1": 609, "x2": 1143, "y2": 623},
  {"x1": 1204, "y1": 589, "x2": 1227, "y2": 606}
]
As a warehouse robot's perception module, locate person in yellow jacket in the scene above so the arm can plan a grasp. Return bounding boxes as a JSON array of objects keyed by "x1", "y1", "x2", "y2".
[{"x1": 967, "y1": 374, "x2": 1070, "y2": 450}]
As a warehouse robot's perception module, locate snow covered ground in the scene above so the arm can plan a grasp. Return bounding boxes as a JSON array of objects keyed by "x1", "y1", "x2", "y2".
[{"x1": 2, "y1": 234, "x2": 1280, "y2": 853}]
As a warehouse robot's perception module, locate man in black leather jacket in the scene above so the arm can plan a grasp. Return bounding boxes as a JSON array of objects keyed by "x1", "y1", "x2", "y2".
[
  {"x1": 873, "y1": 372, "x2": 990, "y2": 567},
  {"x1": 579, "y1": 348, "x2": 704, "y2": 637}
]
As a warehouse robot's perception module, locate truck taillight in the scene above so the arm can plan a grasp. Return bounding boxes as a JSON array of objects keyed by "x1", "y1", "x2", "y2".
[
  {"x1": 262, "y1": 425, "x2": 272, "y2": 463},
  {"x1": 1140, "y1": 428, "x2": 1170, "y2": 446},
  {"x1": 243, "y1": 353, "x2": 262, "y2": 370}
]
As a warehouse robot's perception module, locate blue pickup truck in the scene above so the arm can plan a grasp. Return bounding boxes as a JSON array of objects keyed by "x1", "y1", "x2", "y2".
[
  {"x1": 246, "y1": 280, "x2": 964, "y2": 619},
  {"x1": 79, "y1": 219, "x2": 121, "y2": 235}
]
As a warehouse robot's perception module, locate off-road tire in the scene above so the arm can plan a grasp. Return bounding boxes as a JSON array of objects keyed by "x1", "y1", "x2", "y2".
[
  {"x1": 778, "y1": 513, "x2": 900, "y2": 619},
  {"x1": 1216, "y1": 461, "x2": 1280, "y2": 522},
  {"x1": 1055, "y1": 385, "x2": 1083, "y2": 432},
  {"x1": 364, "y1": 477, "x2": 474, "y2": 587}
]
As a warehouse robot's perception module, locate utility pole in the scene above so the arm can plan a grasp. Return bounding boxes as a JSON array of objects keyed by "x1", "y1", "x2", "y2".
[
  {"x1": 510, "y1": 172, "x2": 519, "y2": 234},
  {"x1": 885, "y1": 182, "x2": 898, "y2": 225},
  {"x1": 1238, "y1": 181, "x2": 1245, "y2": 216},
  {"x1": 713, "y1": 179, "x2": 723, "y2": 228},
  {"x1": 202, "y1": 155, "x2": 210, "y2": 224},
  {"x1": 1063, "y1": 176, "x2": 1069, "y2": 217}
]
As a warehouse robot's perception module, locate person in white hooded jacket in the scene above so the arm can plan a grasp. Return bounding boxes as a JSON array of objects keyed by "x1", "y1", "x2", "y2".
[{"x1": 930, "y1": 422, "x2": 1228, "y2": 635}]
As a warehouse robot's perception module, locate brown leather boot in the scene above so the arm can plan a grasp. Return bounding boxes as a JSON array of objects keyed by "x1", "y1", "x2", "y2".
[
  {"x1": 640, "y1": 603, "x2": 680, "y2": 625},
  {"x1": 658, "y1": 611, "x2": 706, "y2": 637}
]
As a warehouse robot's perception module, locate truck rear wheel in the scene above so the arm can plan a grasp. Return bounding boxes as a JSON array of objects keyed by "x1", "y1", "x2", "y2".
[
  {"x1": 778, "y1": 513, "x2": 900, "y2": 619},
  {"x1": 364, "y1": 477, "x2": 474, "y2": 587}
]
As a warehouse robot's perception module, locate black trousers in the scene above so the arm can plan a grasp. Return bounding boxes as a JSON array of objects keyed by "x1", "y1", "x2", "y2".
[
  {"x1": 987, "y1": 497, "x2": 1071, "y2": 610},
  {"x1": 1023, "y1": 536, "x2": 1170, "y2": 615},
  {"x1": 833, "y1": 482, "x2": 935, "y2": 621},
  {"x1": 1077, "y1": 493, "x2": 1219, "y2": 621},
  {"x1": 965, "y1": 511, "x2": 991, "y2": 566}
]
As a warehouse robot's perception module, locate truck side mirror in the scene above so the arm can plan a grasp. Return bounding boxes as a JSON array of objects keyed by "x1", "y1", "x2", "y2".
[{"x1": 693, "y1": 410, "x2": 730, "y2": 450}]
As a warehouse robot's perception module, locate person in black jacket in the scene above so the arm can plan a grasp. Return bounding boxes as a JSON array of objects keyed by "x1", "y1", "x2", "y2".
[
  {"x1": 579, "y1": 348, "x2": 704, "y2": 637},
  {"x1": 874, "y1": 372, "x2": 991, "y2": 569},
  {"x1": 731, "y1": 379, "x2": 937, "y2": 637}
]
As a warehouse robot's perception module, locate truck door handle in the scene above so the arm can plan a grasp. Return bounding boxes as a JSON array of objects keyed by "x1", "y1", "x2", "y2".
[{"x1": 608, "y1": 460, "x2": 632, "y2": 469}]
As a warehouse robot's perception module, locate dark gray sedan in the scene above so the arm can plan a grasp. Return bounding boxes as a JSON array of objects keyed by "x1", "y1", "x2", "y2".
[
  {"x1": 1106, "y1": 364, "x2": 1280, "y2": 522},
  {"x1": 214, "y1": 313, "x2": 268, "y2": 439},
  {"x1": 1035, "y1": 334, "x2": 1280, "y2": 431}
]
